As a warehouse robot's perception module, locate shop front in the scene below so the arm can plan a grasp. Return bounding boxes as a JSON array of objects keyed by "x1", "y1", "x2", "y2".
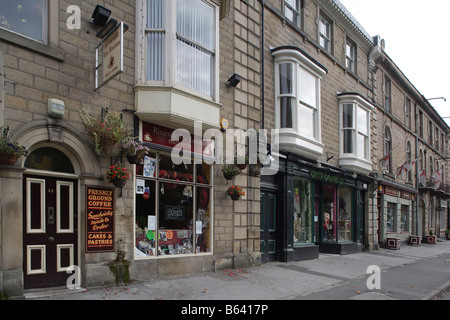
[
  {"x1": 132, "y1": 121, "x2": 216, "y2": 277},
  {"x1": 261, "y1": 153, "x2": 369, "y2": 263},
  {"x1": 377, "y1": 180, "x2": 416, "y2": 247}
]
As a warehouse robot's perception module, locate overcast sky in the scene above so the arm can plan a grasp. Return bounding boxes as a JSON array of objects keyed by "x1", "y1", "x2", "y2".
[{"x1": 339, "y1": 0, "x2": 450, "y2": 126}]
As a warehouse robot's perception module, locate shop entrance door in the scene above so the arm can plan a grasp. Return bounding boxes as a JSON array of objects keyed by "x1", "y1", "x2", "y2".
[
  {"x1": 23, "y1": 175, "x2": 78, "y2": 289},
  {"x1": 260, "y1": 190, "x2": 278, "y2": 263}
]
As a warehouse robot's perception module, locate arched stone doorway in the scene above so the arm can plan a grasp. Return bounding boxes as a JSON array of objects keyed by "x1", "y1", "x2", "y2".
[{"x1": 0, "y1": 120, "x2": 102, "y2": 294}]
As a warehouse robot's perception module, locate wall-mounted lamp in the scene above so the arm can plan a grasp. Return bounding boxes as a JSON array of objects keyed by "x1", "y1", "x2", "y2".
[
  {"x1": 226, "y1": 73, "x2": 242, "y2": 87},
  {"x1": 90, "y1": 5, "x2": 111, "y2": 27}
]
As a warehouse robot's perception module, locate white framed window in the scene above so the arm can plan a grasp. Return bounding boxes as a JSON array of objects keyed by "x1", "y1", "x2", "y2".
[
  {"x1": 319, "y1": 16, "x2": 331, "y2": 53},
  {"x1": 384, "y1": 126, "x2": 392, "y2": 173},
  {"x1": 345, "y1": 39, "x2": 356, "y2": 73},
  {"x1": 273, "y1": 46, "x2": 327, "y2": 160},
  {"x1": 406, "y1": 141, "x2": 412, "y2": 182},
  {"x1": 0, "y1": 0, "x2": 48, "y2": 43},
  {"x1": 276, "y1": 54, "x2": 322, "y2": 140},
  {"x1": 284, "y1": 0, "x2": 301, "y2": 28},
  {"x1": 384, "y1": 76, "x2": 391, "y2": 113},
  {"x1": 137, "y1": 0, "x2": 218, "y2": 100},
  {"x1": 405, "y1": 98, "x2": 412, "y2": 129},
  {"x1": 338, "y1": 93, "x2": 374, "y2": 174},
  {"x1": 341, "y1": 104, "x2": 369, "y2": 158}
]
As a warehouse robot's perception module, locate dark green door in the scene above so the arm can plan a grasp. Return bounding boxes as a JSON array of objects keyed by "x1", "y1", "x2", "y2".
[{"x1": 260, "y1": 191, "x2": 277, "y2": 263}]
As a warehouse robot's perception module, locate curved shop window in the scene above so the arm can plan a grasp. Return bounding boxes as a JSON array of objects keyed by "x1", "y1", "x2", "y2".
[{"x1": 134, "y1": 152, "x2": 212, "y2": 258}]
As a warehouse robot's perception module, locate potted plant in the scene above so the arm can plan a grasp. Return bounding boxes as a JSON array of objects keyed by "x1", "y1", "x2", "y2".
[
  {"x1": 222, "y1": 164, "x2": 240, "y2": 180},
  {"x1": 226, "y1": 185, "x2": 245, "y2": 201},
  {"x1": 106, "y1": 164, "x2": 130, "y2": 188},
  {"x1": 426, "y1": 229, "x2": 437, "y2": 244},
  {"x1": 235, "y1": 155, "x2": 249, "y2": 170},
  {"x1": 0, "y1": 126, "x2": 28, "y2": 165},
  {"x1": 80, "y1": 109, "x2": 130, "y2": 157},
  {"x1": 445, "y1": 230, "x2": 450, "y2": 240},
  {"x1": 120, "y1": 137, "x2": 151, "y2": 164}
]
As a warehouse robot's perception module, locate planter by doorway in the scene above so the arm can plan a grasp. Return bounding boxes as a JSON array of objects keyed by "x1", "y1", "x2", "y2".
[{"x1": 0, "y1": 154, "x2": 19, "y2": 165}]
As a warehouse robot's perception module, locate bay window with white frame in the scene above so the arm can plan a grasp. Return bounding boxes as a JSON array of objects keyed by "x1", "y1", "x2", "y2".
[
  {"x1": 135, "y1": 0, "x2": 221, "y2": 130},
  {"x1": 338, "y1": 93, "x2": 374, "y2": 175},
  {"x1": 140, "y1": 0, "x2": 217, "y2": 97},
  {"x1": 273, "y1": 46, "x2": 327, "y2": 160}
]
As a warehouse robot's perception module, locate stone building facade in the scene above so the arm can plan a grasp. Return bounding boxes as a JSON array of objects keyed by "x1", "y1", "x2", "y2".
[
  {"x1": 0, "y1": 0, "x2": 262, "y2": 298},
  {"x1": 0, "y1": 0, "x2": 448, "y2": 299}
]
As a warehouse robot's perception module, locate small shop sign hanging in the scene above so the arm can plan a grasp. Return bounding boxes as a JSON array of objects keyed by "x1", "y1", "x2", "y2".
[
  {"x1": 86, "y1": 186, "x2": 115, "y2": 253},
  {"x1": 95, "y1": 22, "x2": 124, "y2": 90}
]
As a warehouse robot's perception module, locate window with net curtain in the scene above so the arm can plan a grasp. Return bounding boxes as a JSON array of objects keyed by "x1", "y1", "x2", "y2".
[{"x1": 146, "y1": 0, "x2": 215, "y2": 97}]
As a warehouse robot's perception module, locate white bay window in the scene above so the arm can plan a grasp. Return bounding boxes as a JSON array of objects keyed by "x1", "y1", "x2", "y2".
[
  {"x1": 338, "y1": 93, "x2": 374, "y2": 174},
  {"x1": 273, "y1": 46, "x2": 327, "y2": 160},
  {"x1": 135, "y1": 0, "x2": 220, "y2": 129}
]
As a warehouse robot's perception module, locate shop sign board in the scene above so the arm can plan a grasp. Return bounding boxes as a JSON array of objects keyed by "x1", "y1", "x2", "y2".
[
  {"x1": 142, "y1": 122, "x2": 214, "y2": 158},
  {"x1": 310, "y1": 170, "x2": 345, "y2": 185},
  {"x1": 86, "y1": 186, "x2": 115, "y2": 253},
  {"x1": 95, "y1": 22, "x2": 124, "y2": 90},
  {"x1": 384, "y1": 187, "x2": 400, "y2": 198}
]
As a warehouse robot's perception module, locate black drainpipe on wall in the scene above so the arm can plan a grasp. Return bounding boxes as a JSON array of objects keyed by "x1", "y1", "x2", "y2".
[{"x1": 259, "y1": 0, "x2": 265, "y2": 130}]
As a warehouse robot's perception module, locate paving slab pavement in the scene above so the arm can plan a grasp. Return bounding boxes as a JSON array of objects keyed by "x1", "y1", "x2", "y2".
[{"x1": 25, "y1": 240, "x2": 450, "y2": 302}]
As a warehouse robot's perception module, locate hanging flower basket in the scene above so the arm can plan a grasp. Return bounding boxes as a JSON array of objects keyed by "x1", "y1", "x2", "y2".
[
  {"x1": 80, "y1": 109, "x2": 130, "y2": 157},
  {"x1": 120, "y1": 138, "x2": 151, "y2": 165},
  {"x1": 222, "y1": 164, "x2": 240, "y2": 181},
  {"x1": 235, "y1": 155, "x2": 249, "y2": 170},
  {"x1": 106, "y1": 164, "x2": 130, "y2": 188},
  {"x1": 126, "y1": 154, "x2": 139, "y2": 165},
  {"x1": 112, "y1": 179, "x2": 127, "y2": 189},
  {"x1": 226, "y1": 185, "x2": 245, "y2": 201}
]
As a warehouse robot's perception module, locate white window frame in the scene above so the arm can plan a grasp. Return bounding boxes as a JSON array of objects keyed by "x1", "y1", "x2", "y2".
[
  {"x1": 338, "y1": 93, "x2": 374, "y2": 174},
  {"x1": 345, "y1": 39, "x2": 356, "y2": 73},
  {"x1": 319, "y1": 16, "x2": 331, "y2": 53},
  {"x1": 273, "y1": 47, "x2": 326, "y2": 160},
  {"x1": 284, "y1": 0, "x2": 301, "y2": 28},
  {"x1": 135, "y1": 0, "x2": 219, "y2": 101}
]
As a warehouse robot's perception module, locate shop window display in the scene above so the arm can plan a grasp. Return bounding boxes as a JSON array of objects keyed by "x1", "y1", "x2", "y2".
[
  {"x1": 322, "y1": 185, "x2": 337, "y2": 242},
  {"x1": 293, "y1": 178, "x2": 313, "y2": 245},
  {"x1": 135, "y1": 152, "x2": 212, "y2": 258},
  {"x1": 401, "y1": 205, "x2": 409, "y2": 232},
  {"x1": 338, "y1": 187, "x2": 352, "y2": 242},
  {"x1": 386, "y1": 202, "x2": 396, "y2": 232},
  {"x1": 320, "y1": 185, "x2": 354, "y2": 243}
]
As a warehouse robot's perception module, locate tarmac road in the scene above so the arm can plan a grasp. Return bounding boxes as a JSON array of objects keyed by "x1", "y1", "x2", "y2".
[{"x1": 25, "y1": 239, "x2": 450, "y2": 302}]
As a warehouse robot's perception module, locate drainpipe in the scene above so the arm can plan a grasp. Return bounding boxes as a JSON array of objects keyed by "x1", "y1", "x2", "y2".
[
  {"x1": 259, "y1": 0, "x2": 265, "y2": 130},
  {"x1": 415, "y1": 102, "x2": 419, "y2": 236}
]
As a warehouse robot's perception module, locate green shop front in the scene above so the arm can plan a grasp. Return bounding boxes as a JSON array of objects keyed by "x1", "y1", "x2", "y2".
[{"x1": 261, "y1": 154, "x2": 370, "y2": 262}]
